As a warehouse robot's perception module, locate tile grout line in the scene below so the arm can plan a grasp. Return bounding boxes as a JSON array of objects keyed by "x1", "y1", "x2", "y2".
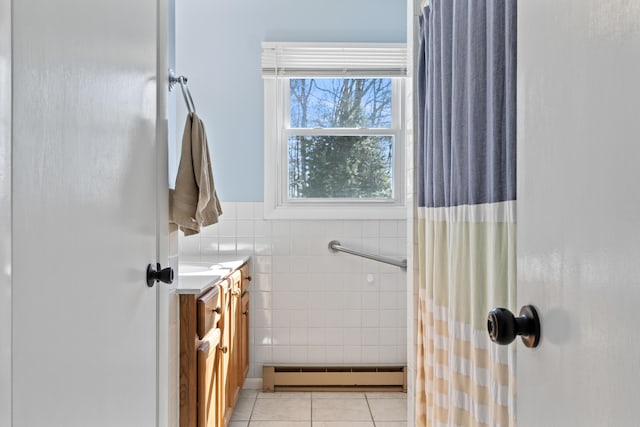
[
  {"x1": 247, "y1": 392, "x2": 258, "y2": 425},
  {"x1": 365, "y1": 394, "x2": 377, "y2": 426}
]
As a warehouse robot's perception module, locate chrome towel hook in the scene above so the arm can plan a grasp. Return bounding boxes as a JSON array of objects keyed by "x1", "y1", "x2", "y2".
[{"x1": 169, "y1": 69, "x2": 196, "y2": 114}]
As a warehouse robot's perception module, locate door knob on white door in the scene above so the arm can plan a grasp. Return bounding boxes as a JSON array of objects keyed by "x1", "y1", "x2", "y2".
[
  {"x1": 146, "y1": 263, "x2": 174, "y2": 287},
  {"x1": 487, "y1": 305, "x2": 541, "y2": 348}
]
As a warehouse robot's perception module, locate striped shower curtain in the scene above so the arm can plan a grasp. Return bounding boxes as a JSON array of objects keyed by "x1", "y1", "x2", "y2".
[{"x1": 415, "y1": 1, "x2": 517, "y2": 426}]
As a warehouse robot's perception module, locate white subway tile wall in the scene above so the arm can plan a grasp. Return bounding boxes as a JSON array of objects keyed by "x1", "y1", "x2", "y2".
[{"x1": 179, "y1": 202, "x2": 408, "y2": 379}]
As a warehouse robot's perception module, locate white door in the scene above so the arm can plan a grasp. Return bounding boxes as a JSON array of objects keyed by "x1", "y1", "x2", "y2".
[
  {"x1": 12, "y1": 0, "x2": 164, "y2": 426},
  {"x1": 516, "y1": 0, "x2": 640, "y2": 425}
]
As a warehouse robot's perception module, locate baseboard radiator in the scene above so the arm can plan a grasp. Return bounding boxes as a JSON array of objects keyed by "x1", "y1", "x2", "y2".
[{"x1": 262, "y1": 365, "x2": 407, "y2": 392}]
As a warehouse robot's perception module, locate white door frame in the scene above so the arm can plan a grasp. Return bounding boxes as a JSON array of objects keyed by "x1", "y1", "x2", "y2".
[
  {"x1": 405, "y1": 1, "x2": 423, "y2": 426},
  {"x1": 156, "y1": 0, "x2": 173, "y2": 425},
  {"x1": 0, "y1": 0, "x2": 11, "y2": 424}
]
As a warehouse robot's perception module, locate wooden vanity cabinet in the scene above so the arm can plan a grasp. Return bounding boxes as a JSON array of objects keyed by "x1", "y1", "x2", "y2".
[{"x1": 180, "y1": 261, "x2": 251, "y2": 427}]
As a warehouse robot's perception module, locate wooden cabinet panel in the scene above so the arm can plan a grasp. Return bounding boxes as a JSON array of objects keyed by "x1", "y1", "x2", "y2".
[
  {"x1": 218, "y1": 280, "x2": 233, "y2": 425},
  {"x1": 179, "y1": 295, "x2": 197, "y2": 427},
  {"x1": 197, "y1": 329, "x2": 221, "y2": 427},
  {"x1": 240, "y1": 292, "x2": 250, "y2": 383},
  {"x1": 225, "y1": 273, "x2": 240, "y2": 424}
]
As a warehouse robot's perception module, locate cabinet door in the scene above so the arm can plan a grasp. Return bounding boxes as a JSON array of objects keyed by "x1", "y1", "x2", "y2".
[
  {"x1": 227, "y1": 271, "x2": 241, "y2": 417},
  {"x1": 240, "y1": 263, "x2": 252, "y2": 293},
  {"x1": 219, "y1": 281, "x2": 234, "y2": 424},
  {"x1": 197, "y1": 329, "x2": 221, "y2": 427},
  {"x1": 240, "y1": 292, "x2": 250, "y2": 384}
]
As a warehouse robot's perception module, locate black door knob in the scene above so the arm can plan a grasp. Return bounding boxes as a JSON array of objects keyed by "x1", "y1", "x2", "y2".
[
  {"x1": 487, "y1": 305, "x2": 541, "y2": 348},
  {"x1": 146, "y1": 263, "x2": 174, "y2": 287}
]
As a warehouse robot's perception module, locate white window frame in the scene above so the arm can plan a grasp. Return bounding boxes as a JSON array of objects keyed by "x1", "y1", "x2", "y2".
[{"x1": 262, "y1": 42, "x2": 407, "y2": 220}]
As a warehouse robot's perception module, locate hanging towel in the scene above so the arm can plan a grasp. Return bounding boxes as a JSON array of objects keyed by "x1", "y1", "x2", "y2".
[{"x1": 170, "y1": 112, "x2": 222, "y2": 235}]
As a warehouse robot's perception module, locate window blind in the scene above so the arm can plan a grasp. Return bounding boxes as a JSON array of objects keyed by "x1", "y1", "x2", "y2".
[{"x1": 261, "y1": 42, "x2": 408, "y2": 78}]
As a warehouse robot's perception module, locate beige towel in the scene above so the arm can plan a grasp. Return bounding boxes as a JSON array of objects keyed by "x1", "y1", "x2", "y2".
[{"x1": 170, "y1": 112, "x2": 222, "y2": 235}]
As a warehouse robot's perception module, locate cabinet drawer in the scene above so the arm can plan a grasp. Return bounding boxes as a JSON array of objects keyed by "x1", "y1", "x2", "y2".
[{"x1": 197, "y1": 285, "x2": 222, "y2": 340}]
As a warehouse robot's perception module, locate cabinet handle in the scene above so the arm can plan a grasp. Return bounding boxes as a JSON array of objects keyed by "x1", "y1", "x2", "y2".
[
  {"x1": 212, "y1": 307, "x2": 221, "y2": 314},
  {"x1": 244, "y1": 276, "x2": 252, "y2": 282},
  {"x1": 242, "y1": 311, "x2": 249, "y2": 315},
  {"x1": 218, "y1": 345, "x2": 228, "y2": 354}
]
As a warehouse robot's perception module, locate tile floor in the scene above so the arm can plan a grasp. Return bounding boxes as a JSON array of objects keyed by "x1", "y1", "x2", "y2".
[{"x1": 229, "y1": 391, "x2": 407, "y2": 427}]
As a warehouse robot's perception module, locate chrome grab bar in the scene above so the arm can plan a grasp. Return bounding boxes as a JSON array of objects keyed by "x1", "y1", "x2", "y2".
[{"x1": 328, "y1": 240, "x2": 407, "y2": 270}]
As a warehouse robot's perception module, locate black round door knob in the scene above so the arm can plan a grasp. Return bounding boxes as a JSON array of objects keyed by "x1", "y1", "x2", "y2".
[
  {"x1": 146, "y1": 263, "x2": 174, "y2": 287},
  {"x1": 487, "y1": 305, "x2": 541, "y2": 348}
]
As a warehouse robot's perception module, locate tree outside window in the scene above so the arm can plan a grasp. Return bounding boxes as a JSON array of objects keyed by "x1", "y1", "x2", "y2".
[{"x1": 287, "y1": 78, "x2": 394, "y2": 200}]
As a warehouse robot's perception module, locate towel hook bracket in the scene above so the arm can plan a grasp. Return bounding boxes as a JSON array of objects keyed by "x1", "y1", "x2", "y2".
[
  {"x1": 168, "y1": 69, "x2": 196, "y2": 114},
  {"x1": 168, "y1": 69, "x2": 187, "y2": 91}
]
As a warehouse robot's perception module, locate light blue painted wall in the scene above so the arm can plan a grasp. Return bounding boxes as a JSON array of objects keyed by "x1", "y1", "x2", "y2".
[{"x1": 176, "y1": 0, "x2": 406, "y2": 202}]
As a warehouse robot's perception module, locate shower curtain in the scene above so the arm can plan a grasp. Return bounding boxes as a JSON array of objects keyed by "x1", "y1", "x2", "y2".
[{"x1": 416, "y1": 1, "x2": 517, "y2": 426}]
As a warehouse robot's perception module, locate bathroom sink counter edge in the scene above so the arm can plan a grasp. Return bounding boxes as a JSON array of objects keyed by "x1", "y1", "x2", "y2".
[{"x1": 174, "y1": 256, "x2": 250, "y2": 294}]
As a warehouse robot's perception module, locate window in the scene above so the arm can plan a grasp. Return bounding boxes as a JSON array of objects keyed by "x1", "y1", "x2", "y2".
[{"x1": 262, "y1": 43, "x2": 407, "y2": 219}]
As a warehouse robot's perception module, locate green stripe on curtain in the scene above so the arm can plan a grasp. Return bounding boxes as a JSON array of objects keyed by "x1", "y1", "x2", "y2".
[{"x1": 416, "y1": 204, "x2": 516, "y2": 426}]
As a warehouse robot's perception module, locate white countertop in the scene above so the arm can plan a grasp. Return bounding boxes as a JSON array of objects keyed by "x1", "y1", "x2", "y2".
[{"x1": 174, "y1": 256, "x2": 250, "y2": 295}]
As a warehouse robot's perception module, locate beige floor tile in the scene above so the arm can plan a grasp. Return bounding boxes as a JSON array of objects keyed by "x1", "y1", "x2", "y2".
[
  {"x1": 312, "y1": 398, "x2": 373, "y2": 421},
  {"x1": 239, "y1": 389, "x2": 259, "y2": 400},
  {"x1": 312, "y1": 422, "x2": 374, "y2": 427},
  {"x1": 249, "y1": 423, "x2": 310, "y2": 427},
  {"x1": 367, "y1": 398, "x2": 407, "y2": 421},
  {"x1": 252, "y1": 397, "x2": 312, "y2": 421},
  {"x1": 257, "y1": 391, "x2": 312, "y2": 399},
  {"x1": 229, "y1": 422, "x2": 249, "y2": 427},
  {"x1": 365, "y1": 392, "x2": 407, "y2": 399},
  {"x1": 312, "y1": 392, "x2": 365, "y2": 399},
  {"x1": 375, "y1": 422, "x2": 407, "y2": 427},
  {"x1": 231, "y1": 397, "x2": 256, "y2": 421}
]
